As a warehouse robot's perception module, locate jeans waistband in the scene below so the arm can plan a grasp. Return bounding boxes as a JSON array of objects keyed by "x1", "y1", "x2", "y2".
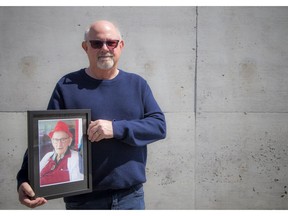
[
  {"x1": 64, "y1": 184, "x2": 143, "y2": 203},
  {"x1": 114, "y1": 183, "x2": 143, "y2": 199},
  {"x1": 92, "y1": 183, "x2": 143, "y2": 197}
]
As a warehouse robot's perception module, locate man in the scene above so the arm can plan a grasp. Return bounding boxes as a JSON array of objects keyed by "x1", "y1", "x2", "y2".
[
  {"x1": 17, "y1": 20, "x2": 166, "y2": 209},
  {"x1": 40, "y1": 121, "x2": 83, "y2": 186}
]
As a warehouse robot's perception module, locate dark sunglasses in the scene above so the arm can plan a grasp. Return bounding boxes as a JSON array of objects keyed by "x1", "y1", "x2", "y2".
[{"x1": 89, "y1": 40, "x2": 120, "y2": 50}]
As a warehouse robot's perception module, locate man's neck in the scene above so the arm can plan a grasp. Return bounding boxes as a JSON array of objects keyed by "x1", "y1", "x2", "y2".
[
  {"x1": 52, "y1": 152, "x2": 65, "y2": 163},
  {"x1": 86, "y1": 67, "x2": 119, "y2": 80}
]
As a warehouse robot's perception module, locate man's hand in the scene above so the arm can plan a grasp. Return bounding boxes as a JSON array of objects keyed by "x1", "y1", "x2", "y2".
[
  {"x1": 88, "y1": 120, "x2": 114, "y2": 142},
  {"x1": 18, "y1": 182, "x2": 47, "y2": 208}
]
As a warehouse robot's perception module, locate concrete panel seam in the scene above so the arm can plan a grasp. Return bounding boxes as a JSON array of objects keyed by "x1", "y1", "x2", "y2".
[
  {"x1": 194, "y1": 6, "x2": 199, "y2": 116},
  {"x1": 194, "y1": 6, "x2": 199, "y2": 210}
]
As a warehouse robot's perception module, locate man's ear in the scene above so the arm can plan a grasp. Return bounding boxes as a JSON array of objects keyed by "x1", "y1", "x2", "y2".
[
  {"x1": 82, "y1": 41, "x2": 88, "y2": 52},
  {"x1": 68, "y1": 137, "x2": 73, "y2": 147},
  {"x1": 119, "y1": 40, "x2": 124, "y2": 49}
]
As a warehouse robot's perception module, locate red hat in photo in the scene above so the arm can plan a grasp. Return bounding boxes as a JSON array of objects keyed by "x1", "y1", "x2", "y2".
[{"x1": 48, "y1": 121, "x2": 73, "y2": 138}]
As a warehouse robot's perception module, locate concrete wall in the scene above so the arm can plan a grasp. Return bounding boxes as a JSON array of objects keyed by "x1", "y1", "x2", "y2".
[{"x1": 0, "y1": 6, "x2": 287, "y2": 210}]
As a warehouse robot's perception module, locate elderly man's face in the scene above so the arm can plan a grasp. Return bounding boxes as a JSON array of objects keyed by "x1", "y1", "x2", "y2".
[
  {"x1": 85, "y1": 23, "x2": 124, "y2": 70},
  {"x1": 51, "y1": 131, "x2": 72, "y2": 155}
]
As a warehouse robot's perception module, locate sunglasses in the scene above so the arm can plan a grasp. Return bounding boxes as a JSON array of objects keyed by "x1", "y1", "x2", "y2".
[{"x1": 89, "y1": 40, "x2": 120, "y2": 50}]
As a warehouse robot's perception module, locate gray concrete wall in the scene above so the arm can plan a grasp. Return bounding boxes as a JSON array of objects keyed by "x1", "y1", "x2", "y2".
[{"x1": 0, "y1": 6, "x2": 287, "y2": 210}]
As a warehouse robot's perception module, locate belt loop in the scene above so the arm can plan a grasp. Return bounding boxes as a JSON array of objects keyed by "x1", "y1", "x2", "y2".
[{"x1": 111, "y1": 194, "x2": 119, "y2": 210}]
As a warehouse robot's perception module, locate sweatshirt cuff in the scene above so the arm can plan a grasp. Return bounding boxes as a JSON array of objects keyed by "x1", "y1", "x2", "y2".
[{"x1": 112, "y1": 120, "x2": 126, "y2": 140}]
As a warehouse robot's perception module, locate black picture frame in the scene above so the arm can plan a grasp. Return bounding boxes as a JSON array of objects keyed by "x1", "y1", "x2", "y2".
[{"x1": 27, "y1": 109, "x2": 92, "y2": 200}]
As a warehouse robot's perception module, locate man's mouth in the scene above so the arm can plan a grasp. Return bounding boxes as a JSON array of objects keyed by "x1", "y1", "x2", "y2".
[{"x1": 98, "y1": 56, "x2": 113, "y2": 60}]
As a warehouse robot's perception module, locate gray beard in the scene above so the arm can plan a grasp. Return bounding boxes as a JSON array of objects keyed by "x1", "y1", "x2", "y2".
[{"x1": 97, "y1": 59, "x2": 114, "y2": 70}]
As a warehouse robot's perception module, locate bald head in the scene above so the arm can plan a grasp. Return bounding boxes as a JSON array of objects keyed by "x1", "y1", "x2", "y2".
[{"x1": 84, "y1": 20, "x2": 122, "y2": 41}]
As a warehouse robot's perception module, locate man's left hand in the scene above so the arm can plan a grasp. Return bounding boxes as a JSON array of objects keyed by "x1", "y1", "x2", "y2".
[{"x1": 88, "y1": 120, "x2": 114, "y2": 142}]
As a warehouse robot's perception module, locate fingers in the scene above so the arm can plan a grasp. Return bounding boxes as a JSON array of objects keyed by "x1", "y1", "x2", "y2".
[
  {"x1": 18, "y1": 182, "x2": 47, "y2": 208},
  {"x1": 88, "y1": 121, "x2": 99, "y2": 142},
  {"x1": 20, "y1": 182, "x2": 35, "y2": 197},
  {"x1": 22, "y1": 197, "x2": 47, "y2": 208},
  {"x1": 87, "y1": 120, "x2": 97, "y2": 136},
  {"x1": 88, "y1": 121, "x2": 104, "y2": 142},
  {"x1": 90, "y1": 130, "x2": 104, "y2": 142},
  {"x1": 88, "y1": 120, "x2": 113, "y2": 142}
]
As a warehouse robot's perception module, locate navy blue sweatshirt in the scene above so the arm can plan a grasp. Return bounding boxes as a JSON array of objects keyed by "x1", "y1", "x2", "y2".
[{"x1": 17, "y1": 69, "x2": 166, "y2": 202}]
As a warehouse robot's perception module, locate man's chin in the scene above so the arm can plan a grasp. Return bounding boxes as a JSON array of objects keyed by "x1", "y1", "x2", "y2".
[{"x1": 97, "y1": 61, "x2": 114, "y2": 70}]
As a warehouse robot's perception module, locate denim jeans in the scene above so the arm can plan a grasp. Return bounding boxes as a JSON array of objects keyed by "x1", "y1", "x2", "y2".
[{"x1": 65, "y1": 184, "x2": 145, "y2": 210}]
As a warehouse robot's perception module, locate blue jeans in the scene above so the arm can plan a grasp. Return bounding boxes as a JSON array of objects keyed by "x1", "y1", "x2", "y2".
[{"x1": 65, "y1": 184, "x2": 145, "y2": 210}]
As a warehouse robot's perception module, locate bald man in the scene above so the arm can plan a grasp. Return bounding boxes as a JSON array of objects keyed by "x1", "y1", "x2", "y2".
[{"x1": 17, "y1": 20, "x2": 166, "y2": 210}]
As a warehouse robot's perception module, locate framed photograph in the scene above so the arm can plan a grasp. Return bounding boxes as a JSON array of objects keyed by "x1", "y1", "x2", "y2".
[{"x1": 27, "y1": 109, "x2": 92, "y2": 200}]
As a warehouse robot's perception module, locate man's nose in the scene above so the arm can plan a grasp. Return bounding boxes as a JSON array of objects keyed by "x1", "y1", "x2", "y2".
[{"x1": 101, "y1": 42, "x2": 110, "y2": 51}]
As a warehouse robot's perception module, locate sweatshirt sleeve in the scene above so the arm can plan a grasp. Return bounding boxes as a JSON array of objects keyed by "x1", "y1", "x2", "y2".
[
  {"x1": 16, "y1": 149, "x2": 29, "y2": 190},
  {"x1": 112, "y1": 83, "x2": 166, "y2": 147},
  {"x1": 47, "y1": 83, "x2": 65, "y2": 110}
]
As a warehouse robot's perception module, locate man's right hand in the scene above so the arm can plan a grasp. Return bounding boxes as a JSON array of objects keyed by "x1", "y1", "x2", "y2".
[{"x1": 18, "y1": 182, "x2": 47, "y2": 208}]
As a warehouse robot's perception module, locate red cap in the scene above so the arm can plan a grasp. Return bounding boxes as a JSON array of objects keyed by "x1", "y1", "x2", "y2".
[{"x1": 48, "y1": 121, "x2": 73, "y2": 138}]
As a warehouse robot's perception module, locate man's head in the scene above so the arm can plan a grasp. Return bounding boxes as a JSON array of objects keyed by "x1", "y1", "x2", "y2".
[
  {"x1": 49, "y1": 121, "x2": 73, "y2": 156},
  {"x1": 82, "y1": 20, "x2": 124, "y2": 71}
]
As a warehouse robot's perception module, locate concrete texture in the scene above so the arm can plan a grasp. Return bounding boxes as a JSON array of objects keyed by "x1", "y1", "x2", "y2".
[
  {"x1": 197, "y1": 7, "x2": 288, "y2": 113},
  {"x1": 0, "y1": 6, "x2": 288, "y2": 210},
  {"x1": 196, "y1": 7, "x2": 288, "y2": 209},
  {"x1": 196, "y1": 112, "x2": 288, "y2": 209}
]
